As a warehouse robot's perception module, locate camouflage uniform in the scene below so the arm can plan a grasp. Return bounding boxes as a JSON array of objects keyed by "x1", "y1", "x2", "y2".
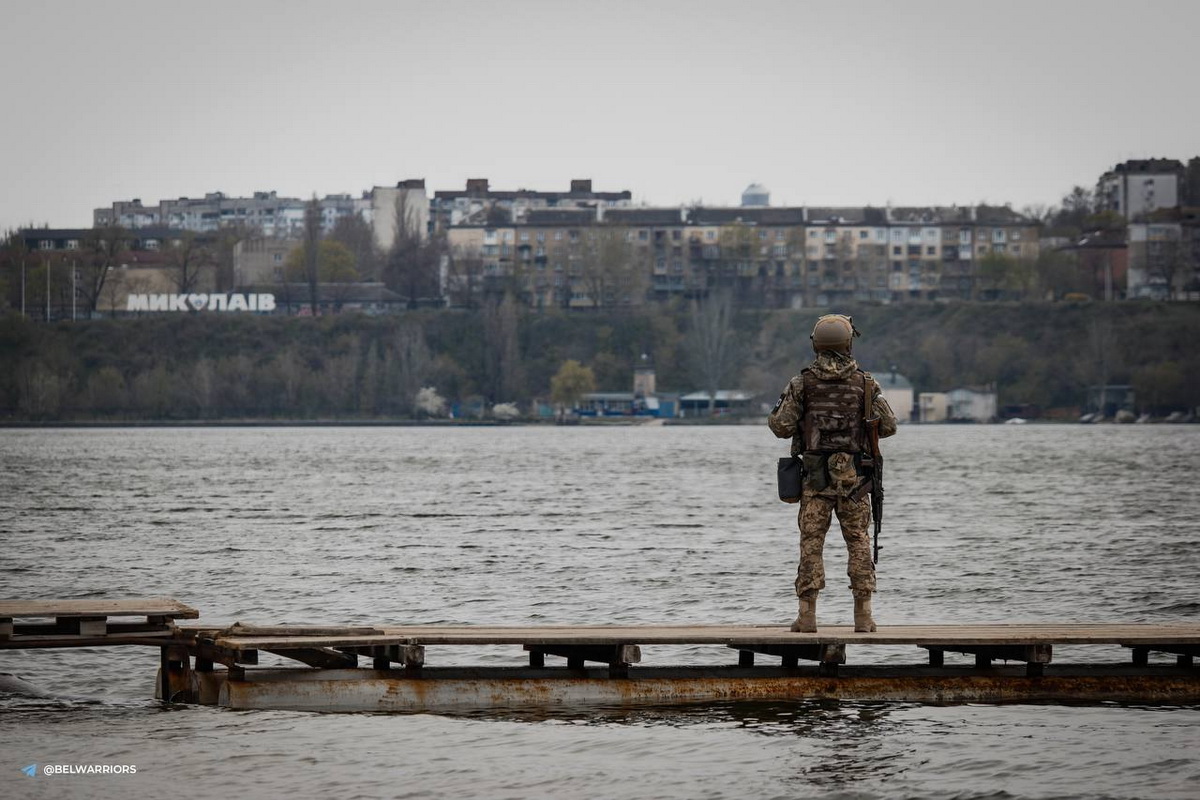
[{"x1": 768, "y1": 350, "x2": 897, "y2": 599}]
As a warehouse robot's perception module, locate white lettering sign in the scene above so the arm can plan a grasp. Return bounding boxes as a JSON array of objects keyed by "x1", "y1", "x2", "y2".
[{"x1": 126, "y1": 293, "x2": 276, "y2": 313}]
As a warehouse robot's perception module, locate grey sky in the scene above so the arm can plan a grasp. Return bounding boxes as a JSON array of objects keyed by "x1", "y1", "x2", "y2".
[{"x1": 4, "y1": 0, "x2": 1197, "y2": 232}]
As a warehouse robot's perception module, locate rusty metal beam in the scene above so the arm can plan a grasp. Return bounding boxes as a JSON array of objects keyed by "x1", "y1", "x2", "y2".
[{"x1": 205, "y1": 665, "x2": 1200, "y2": 711}]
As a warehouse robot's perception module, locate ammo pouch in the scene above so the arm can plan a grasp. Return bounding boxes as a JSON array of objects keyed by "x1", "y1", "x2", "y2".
[{"x1": 777, "y1": 456, "x2": 803, "y2": 503}]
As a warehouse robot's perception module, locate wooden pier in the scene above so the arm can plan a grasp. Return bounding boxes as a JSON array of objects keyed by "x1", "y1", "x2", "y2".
[{"x1": 3, "y1": 598, "x2": 1199, "y2": 710}]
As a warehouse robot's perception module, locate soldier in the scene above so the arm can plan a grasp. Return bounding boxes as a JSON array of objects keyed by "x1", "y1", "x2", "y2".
[{"x1": 767, "y1": 314, "x2": 897, "y2": 632}]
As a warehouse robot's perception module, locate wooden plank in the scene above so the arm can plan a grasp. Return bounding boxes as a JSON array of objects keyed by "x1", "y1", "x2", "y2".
[
  {"x1": 0, "y1": 597, "x2": 198, "y2": 620},
  {"x1": 265, "y1": 648, "x2": 359, "y2": 669},
  {"x1": 9, "y1": 620, "x2": 176, "y2": 637},
  {"x1": 220, "y1": 624, "x2": 384, "y2": 637},
  {"x1": 0, "y1": 633, "x2": 179, "y2": 649},
  {"x1": 200, "y1": 623, "x2": 1200, "y2": 652}
]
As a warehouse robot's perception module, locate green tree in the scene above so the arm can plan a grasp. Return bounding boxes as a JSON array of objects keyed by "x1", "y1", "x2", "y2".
[
  {"x1": 330, "y1": 213, "x2": 381, "y2": 280},
  {"x1": 550, "y1": 359, "x2": 596, "y2": 412},
  {"x1": 285, "y1": 239, "x2": 359, "y2": 311},
  {"x1": 286, "y1": 239, "x2": 357, "y2": 283},
  {"x1": 85, "y1": 365, "x2": 128, "y2": 416},
  {"x1": 1052, "y1": 185, "x2": 1096, "y2": 233},
  {"x1": 1037, "y1": 248, "x2": 1085, "y2": 300},
  {"x1": 978, "y1": 252, "x2": 1038, "y2": 299},
  {"x1": 1132, "y1": 361, "x2": 1186, "y2": 415}
]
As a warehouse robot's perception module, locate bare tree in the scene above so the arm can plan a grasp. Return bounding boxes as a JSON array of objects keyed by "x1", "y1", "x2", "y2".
[
  {"x1": 1149, "y1": 238, "x2": 1186, "y2": 300},
  {"x1": 1085, "y1": 317, "x2": 1120, "y2": 415},
  {"x1": 79, "y1": 225, "x2": 132, "y2": 315},
  {"x1": 483, "y1": 292, "x2": 524, "y2": 403},
  {"x1": 166, "y1": 231, "x2": 213, "y2": 294},
  {"x1": 686, "y1": 290, "x2": 739, "y2": 414},
  {"x1": 573, "y1": 226, "x2": 648, "y2": 309},
  {"x1": 212, "y1": 222, "x2": 258, "y2": 291},
  {"x1": 446, "y1": 245, "x2": 486, "y2": 309},
  {"x1": 384, "y1": 192, "x2": 441, "y2": 308},
  {"x1": 303, "y1": 196, "x2": 321, "y2": 315}
]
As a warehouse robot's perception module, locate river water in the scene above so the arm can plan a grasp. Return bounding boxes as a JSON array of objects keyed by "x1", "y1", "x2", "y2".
[{"x1": 1, "y1": 424, "x2": 1197, "y2": 799}]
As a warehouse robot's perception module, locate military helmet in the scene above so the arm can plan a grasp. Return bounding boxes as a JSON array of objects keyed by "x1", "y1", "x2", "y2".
[{"x1": 810, "y1": 314, "x2": 860, "y2": 353}]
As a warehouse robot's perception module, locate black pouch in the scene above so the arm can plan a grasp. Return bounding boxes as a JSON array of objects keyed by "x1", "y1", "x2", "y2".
[{"x1": 777, "y1": 456, "x2": 803, "y2": 503}]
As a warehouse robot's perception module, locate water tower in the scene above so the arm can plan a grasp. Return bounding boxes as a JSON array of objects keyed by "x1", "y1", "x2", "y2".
[{"x1": 741, "y1": 183, "x2": 770, "y2": 206}]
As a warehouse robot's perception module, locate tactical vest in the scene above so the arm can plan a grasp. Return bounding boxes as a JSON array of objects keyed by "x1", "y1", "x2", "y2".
[{"x1": 800, "y1": 369, "x2": 868, "y2": 454}]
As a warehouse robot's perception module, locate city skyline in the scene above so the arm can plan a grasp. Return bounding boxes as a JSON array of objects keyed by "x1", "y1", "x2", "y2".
[{"x1": 4, "y1": 0, "x2": 1198, "y2": 234}]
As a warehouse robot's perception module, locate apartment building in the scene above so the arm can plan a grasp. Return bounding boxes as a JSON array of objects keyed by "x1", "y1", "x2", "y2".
[
  {"x1": 1096, "y1": 159, "x2": 1185, "y2": 220},
  {"x1": 431, "y1": 179, "x2": 632, "y2": 232},
  {"x1": 93, "y1": 190, "x2": 374, "y2": 238},
  {"x1": 441, "y1": 202, "x2": 1039, "y2": 309},
  {"x1": 369, "y1": 179, "x2": 429, "y2": 251},
  {"x1": 1126, "y1": 211, "x2": 1200, "y2": 300}
]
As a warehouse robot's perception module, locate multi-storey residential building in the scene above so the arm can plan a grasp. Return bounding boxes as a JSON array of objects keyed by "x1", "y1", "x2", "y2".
[
  {"x1": 369, "y1": 179, "x2": 429, "y2": 251},
  {"x1": 690, "y1": 206, "x2": 806, "y2": 307},
  {"x1": 431, "y1": 178, "x2": 632, "y2": 232},
  {"x1": 94, "y1": 190, "x2": 375, "y2": 238},
  {"x1": 441, "y1": 202, "x2": 1040, "y2": 309},
  {"x1": 804, "y1": 207, "x2": 888, "y2": 305},
  {"x1": 1096, "y1": 159, "x2": 1185, "y2": 220},
  {"x1": 1126, "y1": 210, "x2": 1200, "y2": 300},
  {"x1": 606, "y1": 208, "x2": 693, "y2": 302}
]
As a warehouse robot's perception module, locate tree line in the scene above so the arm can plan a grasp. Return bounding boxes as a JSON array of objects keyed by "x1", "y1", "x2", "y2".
[{"x1": 1, "y1": 299, "x2": 1197, "y2": 422}]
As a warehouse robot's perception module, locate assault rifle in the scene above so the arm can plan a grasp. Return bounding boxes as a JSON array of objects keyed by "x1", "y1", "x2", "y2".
[{"x1": 863, "y1": 417, "x2": 884, "y2": 564}]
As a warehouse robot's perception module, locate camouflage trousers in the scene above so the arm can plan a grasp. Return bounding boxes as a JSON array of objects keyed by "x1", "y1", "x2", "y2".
[{"x1": 795, "y1": 490, "x2": 876, "y2": 598}]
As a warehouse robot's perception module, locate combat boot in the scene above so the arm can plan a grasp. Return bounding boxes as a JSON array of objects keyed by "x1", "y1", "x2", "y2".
[
  {"x1": 854, "y1": 593, "x2": 877, "y2": 633},
  {"x1": 790, "y1": 591, "x2": 818, "y2": 632}
]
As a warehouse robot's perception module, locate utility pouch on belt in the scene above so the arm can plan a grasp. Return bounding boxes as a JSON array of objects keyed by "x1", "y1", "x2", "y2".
[
  {"x1": 777, "y1": 456, "x2": 803, "y2": 503},
  {"x1": 802, "y1": 453, "x2": 829, "y2": 492}
]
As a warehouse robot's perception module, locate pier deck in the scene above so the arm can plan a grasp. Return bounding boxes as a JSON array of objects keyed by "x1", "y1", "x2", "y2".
[
  {"x1": 0, "y1": 597, "x2": 197, "y2": 648},
  {"x1": 3, "y1": 599, "x2": 1197, "y2": 709},
  {"x1": 176, "y1": 621, "x2": 1200, "y2": 708},
  {"x1": 186, "y1": 622, "x2": 1200, "y2": 677}
]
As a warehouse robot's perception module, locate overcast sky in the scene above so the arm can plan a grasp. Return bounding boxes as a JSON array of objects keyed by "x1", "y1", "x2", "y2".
[{"x1": 4, "y1": 0, "x2": 1198, "y2": 232}]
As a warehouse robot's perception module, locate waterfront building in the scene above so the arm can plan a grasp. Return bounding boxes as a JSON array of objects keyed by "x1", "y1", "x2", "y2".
[{"x1": 946, "y1": 386, "x2": 998, "y2": 423}]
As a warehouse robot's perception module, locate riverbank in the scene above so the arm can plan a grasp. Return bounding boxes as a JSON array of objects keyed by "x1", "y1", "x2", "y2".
[{"x1": 3, "y1": 301, "x2": 1197, "y2": 422}]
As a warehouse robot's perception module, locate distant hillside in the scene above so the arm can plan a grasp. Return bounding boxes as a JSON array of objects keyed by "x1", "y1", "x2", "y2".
[{"x1": 1, "y1": 301, "x2": 1197, "y2": 421}]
